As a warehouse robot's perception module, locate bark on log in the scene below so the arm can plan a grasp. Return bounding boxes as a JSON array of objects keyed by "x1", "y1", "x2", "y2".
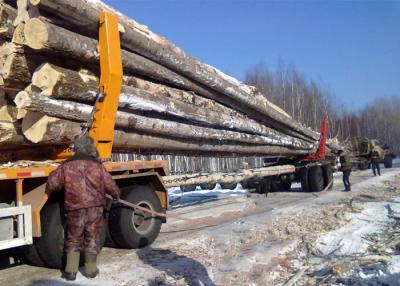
[
  {"x1": 19, "y1": 111, "x2": 314, "y2": 156},
  {"x1": 163, "y1": 165, "x2": 296, "y2": 187},
  {"x1": 21, "y1": 111, "x2": 81, "y2": 143},
  {"x1": 22, "y1": 18, "x2": 317, "y2": 142},
  {"x1": 0, "y1": 3, "x2": 16, "y2": 40},
  {"x1": 15, "y1": 91, "x2": 313, "y2": 149},
  {"x1": 29, "y1": 0, "x2": 319, "y2": 141},
  {"x1": 31, "y1": 63, "x2": 308, "y2": 146}
]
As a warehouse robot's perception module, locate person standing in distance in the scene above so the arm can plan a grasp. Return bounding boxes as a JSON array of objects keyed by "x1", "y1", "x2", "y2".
[{"x1": 338, "y1": 150, "x2": 352, "y2": 192}]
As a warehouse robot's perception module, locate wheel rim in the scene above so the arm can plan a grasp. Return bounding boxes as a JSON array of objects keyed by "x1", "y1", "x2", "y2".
[{"x1": 131, "y1": 200, "x2": 155, "y2": 235}]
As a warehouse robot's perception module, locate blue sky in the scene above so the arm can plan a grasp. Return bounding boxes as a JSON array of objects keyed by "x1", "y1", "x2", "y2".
[{"x1": 104, "y1": 0, "x2": 400, "y2": 110}]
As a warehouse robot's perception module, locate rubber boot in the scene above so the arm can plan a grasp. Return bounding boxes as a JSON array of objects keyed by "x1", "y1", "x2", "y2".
[
  {"x1": 84, "y1": 252, "x2": 99, "y2": 278},
  {"x1": 64, "y1": 251, "x2": 80, "y2": 281}
]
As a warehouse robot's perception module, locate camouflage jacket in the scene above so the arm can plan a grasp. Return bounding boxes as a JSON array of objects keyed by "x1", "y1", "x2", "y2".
[
  {"x1": 47, "y1": 154, "x2": 120, "y2": 210},
  {"x1": 340, "y1": 155, "x2": 352, "y2": 171}
]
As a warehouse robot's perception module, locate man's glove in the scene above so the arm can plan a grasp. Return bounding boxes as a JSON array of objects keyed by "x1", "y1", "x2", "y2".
[{"x1": 113, "y1": 195, "x2": 120, "y2": 203}]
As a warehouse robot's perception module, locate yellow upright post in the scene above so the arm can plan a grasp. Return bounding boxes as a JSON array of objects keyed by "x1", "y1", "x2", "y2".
[{"x1": 89, "y1": 11, "x2": 123, "y2": 160}]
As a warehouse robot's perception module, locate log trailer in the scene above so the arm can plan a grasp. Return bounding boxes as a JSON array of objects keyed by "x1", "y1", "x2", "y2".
[
  {"x1": 178, "y1": 118, "x2": 334, "y2": 195},
  {"x1": 0, "y1": 12, "x2": 169, "y2": 269}
]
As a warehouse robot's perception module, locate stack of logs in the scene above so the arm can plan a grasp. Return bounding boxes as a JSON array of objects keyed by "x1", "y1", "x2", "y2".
[{"x1": 0, "y1": 0, "x2": 320, "y2": 164}]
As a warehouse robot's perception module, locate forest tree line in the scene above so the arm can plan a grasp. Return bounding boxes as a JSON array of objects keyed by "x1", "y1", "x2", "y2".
[{"x1": 245, "y1": 61, "x2": 400, "y2": 154}]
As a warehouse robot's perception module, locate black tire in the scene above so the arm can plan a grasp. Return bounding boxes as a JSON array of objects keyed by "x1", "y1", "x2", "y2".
[
  {"x1": 300, "y1": 167, "x2": 310, "y2": 192},
  {"x1": 358, "y1": 161, "x2": 369, "y2": 170},
  {"x1": 241, "y1": 179, "x2": 255, "y2": 189},
  {"x1": 109, "y1": 185, "x2": 162, "y2": 249},
  {"x1": 35, "y1": 202, "x2": 66, "y2": 269},
  {"x1": 308, "y1": 165, "x2": 325, "y2": 192},
  {"x1": 255, "y1": 177, "x2": 271, "y2": 196},
  {"x1": 220, "y1": 182, "x2": 238, "y2": 190},
  {"x1": 180, "y1": 185, "x2": 197, "y2": 192},
  {"x1": 323, "y1": 165, "x2": 334, "y2": 189},
  {"x1": 270, "y1": 176, "x2": 292, "y2": 192},
  {"x1": 200, "y1": 183, "x2": 217, "y2": 190},
  {"x1": 35, "y1": 201, "x2": 106, "y2": 269},
  {"x1": 22, "y1": 241, "x2": 46, "y2": 267},
  {"x1": 384, "y1": 156, "x2": 393, "y2": 168}
]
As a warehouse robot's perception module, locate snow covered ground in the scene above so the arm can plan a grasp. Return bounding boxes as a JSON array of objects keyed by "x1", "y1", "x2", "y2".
[{"x1": 1, "y1": 166, "x2": 400, "y2": 286}]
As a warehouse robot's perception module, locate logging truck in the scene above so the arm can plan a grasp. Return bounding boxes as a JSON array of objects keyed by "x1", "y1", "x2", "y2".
[
  {"x1": 0, "y1": 12, "x2": 170, "y2": 269},
  {"x1": 0, "y1": 4, "x2": 334, "y2": 270},
  {"x1": 348, "y1": 137, "x2": 395, "y2": 170}
]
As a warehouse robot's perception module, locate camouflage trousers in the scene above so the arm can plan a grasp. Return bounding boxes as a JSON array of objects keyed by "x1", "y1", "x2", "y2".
[{"x1": 65, "y1": 206, "x2": 104, "y2": 254}]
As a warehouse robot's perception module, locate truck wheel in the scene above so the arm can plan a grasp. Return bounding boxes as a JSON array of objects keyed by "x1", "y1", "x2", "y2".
[
  {"x1": 35, "y1": 202, "x2": 66, "y2": 269},
  {"x1": 220, "y1": 182, "x2": 237, "y2": 190},
  {"x1": 308, "y1": 166, "x2": 324, "y2": 192},
  {"x1": 281, "y1": 178, "x2": 292, "y2": 191},
  {"x1": 323, "y1": 165, "x2": 334, "y2": 189},
  {"x1": 241, "y1": 179, "x2": 255, "y2": 190},
  {"x1": 200, "y1": 183, "x2": 217, "y2": 190},
  {"x1": 22, "y1": 241, "x2": 46, "y2": 267},
  {"x1": 255, "y1": 177, "x2": 271, "y2": 195},
  {"x1": 384, "y1": 156, "x2": 393, "y2": 168},
  {"x1": 35, "y1": 201, "x2": 106, "y2": 269},
  {"x1": 180, "y1": 185, "x2": 197, "y2": 192},
  {"x1": 109, "y1": 185, "x2": 162, "y2": 249},
  {"x1": 273, "y1": 175, "x2": 291, "y2": 191},
  {"x1": 300, "y1": 167, "x2": 310, "y2": 192}
]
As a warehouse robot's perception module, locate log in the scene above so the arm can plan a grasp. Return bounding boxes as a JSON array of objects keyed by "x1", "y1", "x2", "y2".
[
  {"x1": 31, "y1": 63, "x2": 308, "y2": 146},
  {"x1": 0, "y1": 42, "x2": 37, "y2": 90},
  {"x1": 163, "y1": 165, "x2": 296, "y2": 187},
  {"x1": 15, "y1": 91, "x2": 313, "y2": 149},
  {"x1": 22, "y1": 18, "x2": 316, "y2": 141},
  {"x1": 19, "y1": 112, "x2": 314, "y2": 156},
  {"x1": 21, "y1": 111, "x2": 81, "y2": 144},
  {"x1": 0, "y1": 121, "x2": 24, "y2": 144},
  {"x1": 0, "y1": 3, "x2": 16, "y2": 40},
  {"x1": 14, "y1": 0, "x2": 39, "y2": 26},
  {"x1": 0, "y1": 105, "x2": 18, "y2": 122},
  {"x1": 29, "y1": 0, "x2": 319, "y2": 141},
  {"x1": 12, "y1": 23, "x2": 26, "y2": 45}
]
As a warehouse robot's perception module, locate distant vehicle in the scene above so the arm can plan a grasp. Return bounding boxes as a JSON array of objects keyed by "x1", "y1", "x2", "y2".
[{"x1": 348, "y1": 137, "x2": 395, "y2": 170}]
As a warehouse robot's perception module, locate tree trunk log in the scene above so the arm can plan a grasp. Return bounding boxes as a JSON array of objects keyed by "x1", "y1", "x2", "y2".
[
  {"x1": 19, "y1": 111, "x2": 313, "y2": 156},
  {"x1": 21, "y1": 111, "x2": 81, "y2": 143},
  {"x1": 15, "y1": 91, "x2": 313, "y2": 149},
  {"x1": 0, "y1": 3, "x2": 16, "y2": 40},
  {"x1": 22, "y1": 17, "x2": 317, "y2": 142},
  {"x1": 31, "y1": 63, "x2": 308, "y2": 146},
  {"x1": 163, "y1": 165, "x2": 296, "y2": 187},
  {"x1": 0, "y1": 105, "x2": 18, "y2": 122},
  {"x1": 29, "y1": 0, "x2": 319, "y2": 141},
  {"x1": 0, "y1": 121, "x2": 25, "y2": 144}
]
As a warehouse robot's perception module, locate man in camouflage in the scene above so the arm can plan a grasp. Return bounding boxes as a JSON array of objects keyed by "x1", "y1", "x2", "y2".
[
  {"x1": 338, "y1": 150, "x2": 352, "y2": 192},
  {"x1": 47, "y1": 136, "x2": 120, "y2": 281},
  {"x1": 369, "y1": 147, "x2": 381, "y2": 176}
]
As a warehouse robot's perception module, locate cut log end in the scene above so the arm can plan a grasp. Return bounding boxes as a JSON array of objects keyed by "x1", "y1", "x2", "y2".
[
  {"x1": 22, "y1": 111, "x2": 80, "y2": 143},
  {"x1": 30, "y1": 0, "x2": 41, "y2": 6},
  {"x1": 31, "y1": 63, "x2": 60, "y2": 95},
  {"x1": 24, "y1": 18, "x2": 48, "y2": 49},
  {"x1": 14, "y1": 90, "x2": 31, "y2": 108}
]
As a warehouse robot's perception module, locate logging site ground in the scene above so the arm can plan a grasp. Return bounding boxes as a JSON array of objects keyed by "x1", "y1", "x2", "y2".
[{"x1": 1, "y1": 162, "x2": 400, "y2": 286}]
